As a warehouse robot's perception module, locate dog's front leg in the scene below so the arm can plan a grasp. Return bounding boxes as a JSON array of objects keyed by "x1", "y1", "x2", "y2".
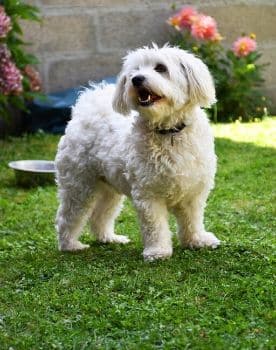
[
  {"x1": 174, "y1": 194, "x2": 220, "y2": 249},
  {"x1": 133, "y1": 197, "x2": 173, "y2": 261}
]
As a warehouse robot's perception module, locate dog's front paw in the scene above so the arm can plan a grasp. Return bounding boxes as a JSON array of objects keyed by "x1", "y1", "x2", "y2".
[
  {"x1": 143, "y1": 247, "x2": 173, "y2": 262},
  {"x1": 183, "y1": 231, "x2": 220, "y2": 249},
  {"x1": 59, "y1": 240, "x2": 90, "y2": 252},
  {"x1": 100, "y1": 234, "x2": 130, "y2": 244}
]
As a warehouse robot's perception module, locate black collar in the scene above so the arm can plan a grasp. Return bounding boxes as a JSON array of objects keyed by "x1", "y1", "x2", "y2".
[
  {"x1": 154, "y1": 122, "x2": 186, "y2": 146},
  {"x1": 154, "y1": 122, "x2": 186, "y2": 135}
]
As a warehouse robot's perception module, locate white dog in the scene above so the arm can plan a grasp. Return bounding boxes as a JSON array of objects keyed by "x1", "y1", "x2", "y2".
[{"x1": 55, "y1": 44, "x2": 220, "y2": 261}]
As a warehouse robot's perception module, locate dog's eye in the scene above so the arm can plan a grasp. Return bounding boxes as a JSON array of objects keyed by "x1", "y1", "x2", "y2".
[{"x1": 154, "y1": 63, "x2": 167, "y2": 73}]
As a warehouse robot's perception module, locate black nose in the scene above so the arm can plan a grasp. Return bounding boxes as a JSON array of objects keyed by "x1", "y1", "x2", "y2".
[{"x1": 132, "y1": 75, "x2": 145, "y2": 87}]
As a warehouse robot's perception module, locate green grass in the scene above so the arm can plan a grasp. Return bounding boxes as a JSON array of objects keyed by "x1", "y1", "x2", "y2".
[{"x1": 0, "y1": 119, "x2": 275, "y2": 349}]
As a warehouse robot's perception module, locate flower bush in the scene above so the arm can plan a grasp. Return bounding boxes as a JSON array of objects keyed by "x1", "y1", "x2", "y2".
[
  {"x1": 168, "y1": 5, "x2": 269, "y2": 122},
  {"x1": 0, "y1": 0, "x2": 41, "y2": 119}
]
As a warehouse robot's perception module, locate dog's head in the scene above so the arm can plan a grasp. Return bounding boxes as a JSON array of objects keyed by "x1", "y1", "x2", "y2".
[{"x1": 113, "y1": 44, "x2": 216, "y2": 124}]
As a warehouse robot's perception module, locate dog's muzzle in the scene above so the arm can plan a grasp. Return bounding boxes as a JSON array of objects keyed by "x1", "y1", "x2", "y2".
[{"x1": 132, "y1": 75, "x2": 163, "y2": 107}]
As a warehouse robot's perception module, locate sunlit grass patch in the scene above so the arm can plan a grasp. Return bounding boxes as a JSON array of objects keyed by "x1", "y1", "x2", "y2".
[{"x1": 214, "y1": 117, "x2": 276, "y2": 148}]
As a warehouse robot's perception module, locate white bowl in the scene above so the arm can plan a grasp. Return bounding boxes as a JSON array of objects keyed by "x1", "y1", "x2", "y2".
[{"x1": 9, "y1": 160, "x2": 56, "y2": 186}]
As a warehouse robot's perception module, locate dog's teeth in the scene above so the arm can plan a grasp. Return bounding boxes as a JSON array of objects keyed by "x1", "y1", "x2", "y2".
[{"x1": 139, "y1": 95, "x2": 151, "y2": 103}]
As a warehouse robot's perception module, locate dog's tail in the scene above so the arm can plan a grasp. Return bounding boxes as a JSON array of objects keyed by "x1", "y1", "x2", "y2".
[{"x1": 72, "y1": 83, "x2": 117, "y2": 120}]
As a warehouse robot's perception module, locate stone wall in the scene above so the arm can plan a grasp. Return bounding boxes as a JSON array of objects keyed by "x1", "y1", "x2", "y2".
[{"x1": 24, "y1": 0, "x2": 276, "y2": 110}]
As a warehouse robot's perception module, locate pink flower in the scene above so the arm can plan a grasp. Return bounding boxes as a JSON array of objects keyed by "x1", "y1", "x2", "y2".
[
  {"x1": 0, "y1": 44, "x2": 11, "y2": 62},
  {"x1": 23, "y1": 65, "x2": 42, "y2": 92},
  {"x1": 0, "y1": 6, "x2": 11, "y2": 39},
  {"x1": 232, "y1": 36, "x2": 257, "y2": 57},
  {"x1": 191, "y1": 14, "x2": 221, "y2": 41},
  {"x1": 168, "y1": 6, "x2": 197, "y2": 30},
  {"x1": 0, "y1": 45, "x2": 23, "y2": 95}
]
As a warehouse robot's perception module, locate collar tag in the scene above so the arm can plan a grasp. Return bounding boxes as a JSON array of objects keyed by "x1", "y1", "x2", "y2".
[{"x1": 171, "y1": 135, "x2": 174, "y2": 146}]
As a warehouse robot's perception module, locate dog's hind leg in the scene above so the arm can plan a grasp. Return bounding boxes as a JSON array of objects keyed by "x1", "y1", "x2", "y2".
[
  {"x1": 56, "y1": 183, "x2": 96, "y2": 252},
  {"x1": 90, "y1": 182, "x2": 130, "y2": 244}
]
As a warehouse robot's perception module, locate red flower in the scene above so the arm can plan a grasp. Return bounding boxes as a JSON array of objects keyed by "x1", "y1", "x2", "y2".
[
  {"x1": 23, "y1": 65, "x2": 42, "y2": 92},
  {"x1": 168, "y1": 6, "x2": 197, "y2": 30},
  {"x1": 232, "y1": 36, "x2": 257, "y2": 57},
  {"x1": 191, "y1": 14, "x2": 221, "y2": 41}
]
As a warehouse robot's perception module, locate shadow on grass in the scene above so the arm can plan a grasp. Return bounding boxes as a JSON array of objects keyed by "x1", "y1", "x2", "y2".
[{"x1": 2, "y1": 239, "x2": 271, "y2": 288}]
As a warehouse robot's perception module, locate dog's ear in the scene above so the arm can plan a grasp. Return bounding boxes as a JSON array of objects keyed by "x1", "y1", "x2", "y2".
[
  {"x1": 112, "y1": 73, "x2": 130, "y2": 115},
  {"x1": 180, "y1": 53, "x2": 216, "y2": 108}
]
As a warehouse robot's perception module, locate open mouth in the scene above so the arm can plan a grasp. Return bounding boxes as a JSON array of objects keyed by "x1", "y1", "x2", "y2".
[{"x1": 137, "y1": 87, "x2": 162, "y2": 107}]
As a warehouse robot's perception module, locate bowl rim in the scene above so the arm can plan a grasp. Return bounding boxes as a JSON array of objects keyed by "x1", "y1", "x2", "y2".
[{"x1": 8, "y1": 160, "x2": 56, "y2": 173}]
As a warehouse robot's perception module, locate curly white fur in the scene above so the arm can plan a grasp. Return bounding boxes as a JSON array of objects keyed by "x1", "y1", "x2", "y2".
[{"x1": 55, "y1": 45, "x2": 220, "y2": 261}]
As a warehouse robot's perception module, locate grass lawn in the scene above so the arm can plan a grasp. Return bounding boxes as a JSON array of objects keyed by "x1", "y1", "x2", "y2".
[{"x1": 0, "y1": 118, "x2": 275, "y2": 349}]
